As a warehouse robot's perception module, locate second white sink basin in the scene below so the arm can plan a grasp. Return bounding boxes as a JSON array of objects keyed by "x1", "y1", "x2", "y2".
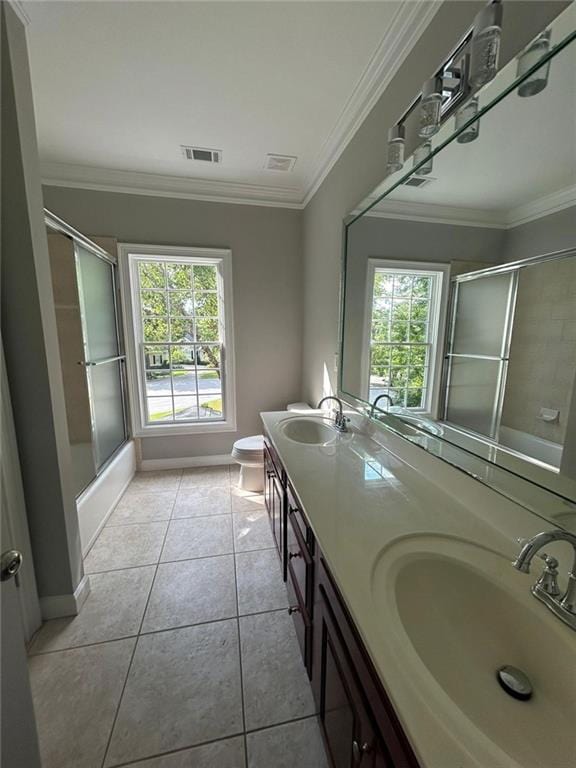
[
  {"x1": 371, "y1": 536, "x2": 576, "y2": 768},
  {"x1": 279, "y1": 417, "x2": 336, "y2": 445}
]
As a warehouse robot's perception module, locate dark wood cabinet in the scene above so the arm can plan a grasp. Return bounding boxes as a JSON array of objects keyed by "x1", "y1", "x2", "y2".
[
  {"x1": 263, "y1": 441, "x2": 285, "y2": 575},
  {"x1": 262, "y1": 428, "x2": 419, "y2": 768}
]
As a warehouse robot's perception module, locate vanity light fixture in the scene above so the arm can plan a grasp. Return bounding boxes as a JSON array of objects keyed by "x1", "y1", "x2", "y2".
[
  {"x1": 469, "y1": 0, "x2": 503, "y2": 90},
  {"x1": 386, "y1": 125, "x2": 405, "y2": 173},
  {"x1": 418, "y1": 76, "x2": 443, "y2": 138},
  {"x1": 455, "y1": 96, "x2": 480, "y2": 143},
  {"x1": 516, "y1": 30, "x2": 551, "y2": 97},
  {"x1": 413, "y1": 141, "x2": 433, "y2": 174}
]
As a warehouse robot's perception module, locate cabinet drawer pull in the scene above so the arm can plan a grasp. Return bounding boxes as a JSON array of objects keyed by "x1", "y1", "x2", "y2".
[
  {"x1": 352, "y1": 741, "x2": 372, "y2": 764},
  {"x1": 288, "y1": 605, "x2": 300, "y2": 615},
  {"x1": 289, "y1": 551, "x2": 302, "y2": 560}
]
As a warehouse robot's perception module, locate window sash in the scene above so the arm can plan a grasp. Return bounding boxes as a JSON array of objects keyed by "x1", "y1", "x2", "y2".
[
  {"x1": 363, "y1": 261, "x2": 448, "y2": 414},
  {"x1": 119, "y1": 245, "x2": 236, "y2": 437}
]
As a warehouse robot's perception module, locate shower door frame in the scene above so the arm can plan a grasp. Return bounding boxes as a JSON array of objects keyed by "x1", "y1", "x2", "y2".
[
  {"x1": 441, "y1": 245, "x2": 576, "y2": 443},
  {"x1": 44, "y1": 209, "x2": 129, "y2": 483}
]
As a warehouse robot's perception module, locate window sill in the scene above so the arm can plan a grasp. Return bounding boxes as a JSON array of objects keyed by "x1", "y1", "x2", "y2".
[{"x1": 134, "y1": 419, "x2": 237, "y2": 438}]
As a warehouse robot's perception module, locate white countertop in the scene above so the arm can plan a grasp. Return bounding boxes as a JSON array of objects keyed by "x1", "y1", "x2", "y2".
[{"x1": 261, "y1": 409, "x2": 574, "y2": 768}]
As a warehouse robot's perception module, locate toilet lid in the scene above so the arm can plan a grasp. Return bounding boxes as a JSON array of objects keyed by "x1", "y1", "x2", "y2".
[{"x1": 234, "y1": 435, "x2": 264, "y2": 452}]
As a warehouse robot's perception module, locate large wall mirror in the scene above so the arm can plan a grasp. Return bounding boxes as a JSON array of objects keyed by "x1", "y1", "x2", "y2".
[{"x1": 340, "y1": 4, "x2": 576, "y2": 527}]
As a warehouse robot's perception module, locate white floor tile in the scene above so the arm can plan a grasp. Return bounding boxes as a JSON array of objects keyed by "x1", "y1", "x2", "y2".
[
  {"x1": 172, "y1": 486, "x2": 232, "y2": 518},
  {"x1": 30, "y1": 567, "x2": 155, "y2": 653},
  {"x1": 29, "y1": 638, "x2": 135, "y2": 768},
  {"x1": 107, "y1": 491, "x2": 176, "y2": 526},
  {"x1": 233, "y1": 506, "x2": 275, "y2": 553},
  {"x1": 128, "y1": 470, "x2": 182, "y2": 492},
  {"x1": 180, "y1": 466, "x2": 231, "y2": 489},
  {"x1": 84, "y1": 522, "x2": 168, "y2": 573},
  {"x1": 240, "y1": 611, "x2": 315, "y2": 731},
  {"x1": 247, "y1": 718, "x2": 328, "y2": 768},
  {"x1": 122, "y1": 736, "x2": 246, "y2": 767},
  {"x1": 142, "y1": 555, "x2": 237, "y2": 633},
  {"x1": 104, "y1": 621, "x2": 243, "y2": 766},
  {"x1": 161, "y1": 516, "x2": 233, "y2": 561},
  {"x1": 236, "y1": 549, "x2": 287, "y2": 616},
  {"x1": 231, "y1": 493, "x2": 266, "y2": 515}
]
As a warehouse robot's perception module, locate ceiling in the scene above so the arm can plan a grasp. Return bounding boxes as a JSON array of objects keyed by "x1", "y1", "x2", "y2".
[
  {"x1": 22, "y1": 0, "x2": 439, "y2": 207},
  {"x1": 363, "y1": 4, "x2": 576, "y2": 227}
]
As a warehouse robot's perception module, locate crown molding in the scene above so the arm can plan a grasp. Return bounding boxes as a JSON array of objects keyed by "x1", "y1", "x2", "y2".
[
  {"x1": 356, "y1": 183, "x2": 576, "y2": 230},
  {"x1": 41, "y1": 162, "x2": 304, "y2": 209},
  {"x1": 359, "y1": 199, "x2": 507, "y2": 229},
  {"x1": 506, "y1": 183, "x2": 576, "y2": 228},
  {"x1": 8, "y1": 1, "x2": 31, "y2": 26},
  {"x1": 301, "y1": 0, "x2": 443, "y2": 208}
]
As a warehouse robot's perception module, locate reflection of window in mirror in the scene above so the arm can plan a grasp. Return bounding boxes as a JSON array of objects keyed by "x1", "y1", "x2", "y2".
[{"x1": 362, "y1": 260, "x2": 449, "y2": 415}]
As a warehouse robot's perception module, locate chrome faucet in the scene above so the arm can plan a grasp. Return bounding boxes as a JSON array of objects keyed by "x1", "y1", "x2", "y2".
[
  {"x1": 316, "y1": 396, "x2": 349, "y2": 433},
  {"x1": 369, "y1": 393, "x2": 394, "y2": 418},
  {"x1": 513, "y1": 529, "x2": 576, "y2": 631}
]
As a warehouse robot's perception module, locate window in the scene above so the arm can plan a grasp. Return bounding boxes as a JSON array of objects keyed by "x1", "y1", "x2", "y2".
[
  {"x1": 119, "y1": 245, "x2": 236, "y2": 436},
  {"x1": 363, "y1": 260, "x2": 448, "y2": 414}
]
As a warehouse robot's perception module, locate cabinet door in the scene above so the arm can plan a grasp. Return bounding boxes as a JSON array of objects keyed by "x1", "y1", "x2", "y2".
[
  {"x1": 264, "y1": 446, "x2": 274, "y2": 522},
  {"x1": 318, "y1": 589, "x2": 389, "y2": 768},
  {"x1": 271, "y1": 472, "x2": 284, "y2": 565}
]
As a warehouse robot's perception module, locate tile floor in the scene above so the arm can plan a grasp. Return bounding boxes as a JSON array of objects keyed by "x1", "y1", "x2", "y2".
[{"x1": 28, "y1": 466, "x2": 328, "y2": 768}]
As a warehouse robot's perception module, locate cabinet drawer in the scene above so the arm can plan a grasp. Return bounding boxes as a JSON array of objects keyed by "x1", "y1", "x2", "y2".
[{"x1": 287, "y1": 482, "x2": 313, "y2": 555}]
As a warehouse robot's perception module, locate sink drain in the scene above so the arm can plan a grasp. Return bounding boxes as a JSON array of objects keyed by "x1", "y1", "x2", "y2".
[{"x1": 496, "y1": 665, "x2": 533, "y2": 701}]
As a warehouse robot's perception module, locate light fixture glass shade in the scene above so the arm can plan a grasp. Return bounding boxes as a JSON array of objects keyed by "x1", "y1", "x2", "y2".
[
  {"x1": 469, "y1": 1, "x2": 503, "y2": 90},
  {"x1": 516, "y1": 30, "x2": 551, "y2": 97},
  {"x1": 418, "y1": 76, "x2": 443, "y2": 138},
  {"x1": 455, "y1": 97, "x2": 480, "y2": 143},
  {"x1": 386, "y1": 125, "x2": 405, "y2": 172},
  {"x1": 413, "y1": 141, "x2": 433, "y2": 174}
]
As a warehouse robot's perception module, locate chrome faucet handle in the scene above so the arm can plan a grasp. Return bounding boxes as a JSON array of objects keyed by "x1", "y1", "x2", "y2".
[
  {"x1": 535, "y1": 553, "x2": 561, "y2": 598},
  {"x1": 560, "y1": 572, "x2": 576, "y2": 614}
]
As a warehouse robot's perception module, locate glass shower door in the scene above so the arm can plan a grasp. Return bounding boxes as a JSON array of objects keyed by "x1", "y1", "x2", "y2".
[
  {"x1": 444, "y1": 272, "x2": 517, "y2": 438},
  {"x1": 75, "y1": 244, "x2": 127, "y2": 472}
]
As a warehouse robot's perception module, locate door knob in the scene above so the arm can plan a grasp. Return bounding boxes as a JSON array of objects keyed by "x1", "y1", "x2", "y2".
[{"x1": 1, "y1": 550, "x2": 23, "y2": 582}]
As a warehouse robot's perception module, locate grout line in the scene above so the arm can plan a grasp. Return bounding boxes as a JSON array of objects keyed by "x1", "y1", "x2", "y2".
[
  {"x1": 99, "y1": 490, "x2": 176, "y2": 768},
  {"x1": 29, "y1": 605, "x2": 290, "y2": 656},
  {"x1": 232, "y1": 549, "x2": 249, "y2": 768},
  {"x1": 104, "y1": 731, "x2": 246, "y2": 768},
  {"x1": 244, "y1": 712, "x2": 321, "y2": 736}
]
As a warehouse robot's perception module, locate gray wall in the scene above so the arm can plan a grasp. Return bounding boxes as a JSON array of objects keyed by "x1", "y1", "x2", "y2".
[
  {"x1": 301, "y1": 0, "x2": 569, "y2": 406},
  {"x1": 503, "y1": 205, "x2": 576, "y2": 262},
  {"x1": 2, "y1": 5, "x2": 83, "y2": 601},
  {"x1": 42, "y1": 187, "x2": 303, "y2": 461}
]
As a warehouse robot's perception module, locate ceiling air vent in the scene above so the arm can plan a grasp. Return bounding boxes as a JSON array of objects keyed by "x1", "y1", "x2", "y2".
[
  {"x1": 181, "y1": 146, "x2": 222, "y2": 164},
  {"x1": 264, "y1": 154, "x2": 297, "y2": 172},
  {"x1": 401, "y1": 175, "x2": 437, "y2": 189}
]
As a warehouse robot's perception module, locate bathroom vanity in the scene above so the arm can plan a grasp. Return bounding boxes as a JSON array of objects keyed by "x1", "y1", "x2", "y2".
[
  {"x1": 263, "y1": 417, "x2": 417, "y2": 767},
  {"x1": 261, "y1": 409, "x2": 576, "y2": 768}
]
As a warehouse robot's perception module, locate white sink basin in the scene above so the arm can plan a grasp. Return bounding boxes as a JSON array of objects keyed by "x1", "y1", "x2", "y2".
[
  {"x1": 371, "y1": 536, "x2": 576, "y2": 768},
  {"x1": 278, "y1": 417, "x2": 337, "y2": 446}
]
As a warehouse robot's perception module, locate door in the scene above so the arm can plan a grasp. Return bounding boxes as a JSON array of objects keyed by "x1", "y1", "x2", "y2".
[{"x1": 1, "y1": 343, "x2": 42, "y2": 768}]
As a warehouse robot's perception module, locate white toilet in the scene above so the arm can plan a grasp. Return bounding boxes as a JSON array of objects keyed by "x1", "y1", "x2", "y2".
[{"x1": 231, "y1": 403, "x2": 310, "y2": 492}]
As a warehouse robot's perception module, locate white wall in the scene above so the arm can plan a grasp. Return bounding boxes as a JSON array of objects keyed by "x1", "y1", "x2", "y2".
[{"x1": 42, "y1": 186, "x2": 303, "y2": 462}]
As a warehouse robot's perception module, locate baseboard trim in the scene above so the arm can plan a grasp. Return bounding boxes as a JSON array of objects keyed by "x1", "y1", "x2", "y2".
[
  {"x1": 139, "y1": 454, "x2": 236, "y2": 471},
  {"x1": 40, "y1": 574, "x2": 91, "y2": 620}
]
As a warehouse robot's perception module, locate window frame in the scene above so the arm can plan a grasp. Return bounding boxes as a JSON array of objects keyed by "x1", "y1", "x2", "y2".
[
  {"x1": 361, "y1": 259, "x2": 450, "y2": 417},
  {"x1": 118, "y1": 244, "x2": 237, "y2": 437}
]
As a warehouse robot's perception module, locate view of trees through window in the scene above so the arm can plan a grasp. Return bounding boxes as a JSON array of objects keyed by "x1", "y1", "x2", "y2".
[
  {"x1": 369, "y1": 269, "x2": 435, "y2": 409},
  {"x1": 137, "y1": 260, "x2": 224, "y2": 422}
]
